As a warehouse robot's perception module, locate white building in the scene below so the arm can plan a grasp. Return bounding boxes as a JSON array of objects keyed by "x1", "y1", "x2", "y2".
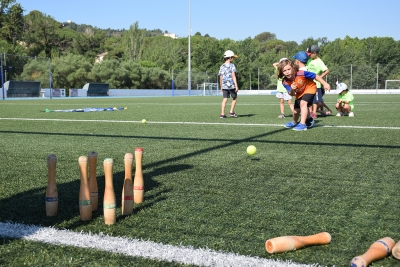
[{"x1": 163, "y1": 33, "x2": 178, "y2": 39}]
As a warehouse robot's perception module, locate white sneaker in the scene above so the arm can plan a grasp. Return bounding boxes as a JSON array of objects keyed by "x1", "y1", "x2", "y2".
[
  {"x1": 349, "y1": 112, "x2": 354, "y2": 117},
  {"x1": 336, "y1": 112, "x2": 343, "y2": 117}
]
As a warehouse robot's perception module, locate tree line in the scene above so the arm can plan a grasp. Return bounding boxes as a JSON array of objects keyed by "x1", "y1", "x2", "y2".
[{"x1": 1, "y1": 0, "x2": 400, "y2": 90}]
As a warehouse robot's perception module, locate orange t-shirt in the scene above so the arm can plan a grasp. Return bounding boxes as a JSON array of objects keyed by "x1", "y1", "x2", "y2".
[{"x1": 283, "y1": 70, "x2": 317, "y2": 99}]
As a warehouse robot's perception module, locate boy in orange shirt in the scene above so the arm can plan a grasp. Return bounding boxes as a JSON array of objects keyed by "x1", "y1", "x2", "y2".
[{"x1": 277, "y1": 59, "x2": 330, "y2": 131}]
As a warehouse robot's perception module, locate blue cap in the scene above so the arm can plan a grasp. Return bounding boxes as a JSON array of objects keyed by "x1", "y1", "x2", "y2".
[{"x1": 292, "y1": 51, "x2": 309, "y2": 63}]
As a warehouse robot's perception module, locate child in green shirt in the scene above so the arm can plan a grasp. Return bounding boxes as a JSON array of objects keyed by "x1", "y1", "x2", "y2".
[{"x1": 335, "y1": 82, "x2": 355, "y2": 117}]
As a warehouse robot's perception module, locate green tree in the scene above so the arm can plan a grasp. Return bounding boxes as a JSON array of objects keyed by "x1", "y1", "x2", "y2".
[
  {"x1": 173, "y1": 68, "x2": 206, "y2": 90},
  {"x1": 55, "y1": 26, "x2": 77, "y2": 57},
  {"x1": 23, "y1": 10, "x2": 63, "y2": 58},
  {"x1": 141, "y1": 35, "x2": 185, "y2": 70},
  {"x1": 103, "y1": 35, "x2": 124, "y2": 60},
  {"x1": 120, "y1": 60, "x2": 141, "y2": 88},
  {"x1": 254, "y1": 32, "x2": 276, "y2": 43},
  {"x1": 236, "y1": 37, "x2": 259, "y2": 89},
  {"x1": 19, "y1": 57, "x2": 50, "y2": 87},
  {"x1": 0, "y1": 0, "x2": 24, "y2": 44},
  {"x1": 0, "y1": 40, "x2": 28, "y2": 80},
  {"x1": 123, "y1": 22, "x2": 145, "y2": 61},
  {"x1": 363, "y1": 37, "x2": 400, "y2": 65},
  {"x1": 323, "y1": 36, "x2": 367, "y2": 66},
  {"x1": 51, "y1": 53, "x2": 92, "y2": 89},
  {"x1": 299, "y1": 37, "x2": 328, "y2": 52},
  {"x1": 89, "y1": 59, "x2": 123, "y2": 88},
  {"x1": 190, "y1": 35, "x2": 222, "y2": 73},
  {"x1": 70, "y1": 26, "x2": 106, "y2": 59},
  {"x1": 140, "y1": 67, "x2": 170, "y2": 89}
]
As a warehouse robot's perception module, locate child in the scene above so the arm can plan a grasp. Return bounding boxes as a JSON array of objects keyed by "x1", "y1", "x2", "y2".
[
  {"x1": 306, "y1": 45, "x2": 330, "y2": 118},
  {"x1": 277, "y1": 59, "x2": 331, "y2": 131},
  {"x1": 273, "y1": 58, "x2": 294, "y2": 118},
  {"x1": 291, "y1": 51, "x2": 315, "y2": 127},
  {"x1": 316, "y1": 89, "x2": 333, "y2": 116},
  {"x1": 335, "y1": 82, "x2": 354, "y2": 117},
  {"x1": 218, "y1": 50, "x2": 239, "y2": 118},
  {"x1": 292, "y1": 51, "x2": 309, "y2": 71}
]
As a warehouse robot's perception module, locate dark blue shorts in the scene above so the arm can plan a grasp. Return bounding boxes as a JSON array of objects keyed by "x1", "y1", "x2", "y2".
[
  {"x1": 222, "y1": 89, "x2": 237, "y2": 99},
  {"x1": 313, "y1": 88, "x2": 323, "y2": 104}
]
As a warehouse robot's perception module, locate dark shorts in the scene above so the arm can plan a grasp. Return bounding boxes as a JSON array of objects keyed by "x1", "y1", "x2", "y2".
[
  {"x1": 294, "y1": 94, "x2": 315, "y2": 109},
  {"x1": 313, "y1": 88, "x2": 323, "y2": 104},
  {"x1": 222, "y1": 89, "x2": 237, "y2": 99}
]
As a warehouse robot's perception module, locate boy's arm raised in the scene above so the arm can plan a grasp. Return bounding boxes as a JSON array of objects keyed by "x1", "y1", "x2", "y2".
[{"x1": 315, "y1": 75, "x2": 330, "y2": 91}]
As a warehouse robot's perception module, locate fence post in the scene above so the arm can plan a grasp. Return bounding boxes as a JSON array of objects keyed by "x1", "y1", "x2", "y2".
[
  {"x1": 1, "y1": 53, "x2": 4, "y2": 100},
  {"x1": 376, "y1": 63, "x2": 379, "y2": 92},
  {"x1": 249, "y1": 72, "x2": 251, "y2": 90},
  {"x1": 48, "y1": 58, "x2": 52, "y2": 99},
  {"x1": 350, "y1": 64, "x2": 352, "y2": 89},
  {"x1": 171, "y1": 69, "x2": 174, "y2": 96}
]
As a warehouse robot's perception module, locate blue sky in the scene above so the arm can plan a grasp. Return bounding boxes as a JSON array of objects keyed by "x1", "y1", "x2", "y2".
[{"x1": 16, "y1": 0, "x2": 400, "y2": 43}]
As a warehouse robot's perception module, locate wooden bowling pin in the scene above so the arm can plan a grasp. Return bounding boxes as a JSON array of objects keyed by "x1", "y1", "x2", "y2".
[
  {"x1": 392, "y1": 240, "x2": 400, "y2": 259},
  {"x1": 122, "y1": 153, "x2": 134, "y2": 215},
  {"x1": 265, "y1": 232, "x2": 331, "y2": 254},
  {"x1": 88, "y1": 151, "x2": 98, "y2": 211},
  {"x1": 78, "y1": 156, "x2": 92, "y2": 221},
  {"x1": 45, "y1": 154, "x2": 58, "y2": 216},
  {"x1": 350, "y1": 237, "x2": 395, "y2": 267},
  {"x1": 133, "y1": 148, "x2": 144, "y2": 203},
  {"x1": 103, "y1": 158, "x2": 116, "y2": 225}
]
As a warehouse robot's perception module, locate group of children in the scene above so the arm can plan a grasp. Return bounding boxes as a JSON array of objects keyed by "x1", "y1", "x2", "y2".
[{"x1": 218, "y1": 47, "x2": 355, "y2": 129}]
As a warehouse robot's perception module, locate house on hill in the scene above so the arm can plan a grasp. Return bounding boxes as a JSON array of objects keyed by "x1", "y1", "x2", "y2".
[
  {"x1": 95, "y1": 52, "x2": 108, "y2": 63},
  {"x1": 163, "y1": 33, "x2": 178, "y2": 39}
]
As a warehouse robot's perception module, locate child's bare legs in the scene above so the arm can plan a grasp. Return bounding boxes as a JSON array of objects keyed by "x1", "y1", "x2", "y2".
[
  {"x1": 287, "y1": 99, "x2": 294, "y2": 114},
  {"x1": 292, "y1": 108, "x2": 300, "y2": 123},
  {"x1": 336, "y1": 102, "x2": 351, "y2": 114},
  {"x1": 279, "y1": 98, "x2": 285, "y2": 114},
  {"x1": 299, "y1": 100, "x2": 309, "y2": 124},
  {"x1": 230, "y1": 97, "x2": 237, "y2": 114},
  {"x1": 221, "y1": 97, "x2": 228, "y2": 115},
  {"x1": 312, "y1": 103, "x2": 318, "y2": 115},
  {"x1": 321, "y1": 101, "x2": 332, "y2": 114}
]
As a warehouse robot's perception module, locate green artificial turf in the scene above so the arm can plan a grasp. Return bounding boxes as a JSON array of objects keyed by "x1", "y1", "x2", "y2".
[{"x1": 1, "y1": 94, "x2": 400, "y2": 266}]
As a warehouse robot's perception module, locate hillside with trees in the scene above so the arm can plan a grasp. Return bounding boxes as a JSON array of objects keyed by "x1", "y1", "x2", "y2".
[{"x1": 1, "y1": 0, "x2": 400, "y2": 90}]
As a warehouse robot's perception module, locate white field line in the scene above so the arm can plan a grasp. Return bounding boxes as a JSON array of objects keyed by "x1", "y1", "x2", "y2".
[
  {"x1": 1, "y1": 117, "x2": 400, "y2": 130},
  {"x1": 1, "y1": 101, "x2": 400, "y2": 107},
  {"x1": 0, "y1": 222, "x2": 327, "y2": 267}
]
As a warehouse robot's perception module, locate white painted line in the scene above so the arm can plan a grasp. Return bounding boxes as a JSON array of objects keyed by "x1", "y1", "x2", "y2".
[
  {"x1": 1, "y1": 117, "x2": 400, "y2": 130},
  {"x1": 0, "y1": 222, "x2": 326, "y2": 267}
]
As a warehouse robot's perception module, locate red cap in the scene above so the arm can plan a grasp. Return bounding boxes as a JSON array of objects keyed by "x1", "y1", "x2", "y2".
[{"x1": 135, "y1": 148, "x2": 143, "y2": 152}]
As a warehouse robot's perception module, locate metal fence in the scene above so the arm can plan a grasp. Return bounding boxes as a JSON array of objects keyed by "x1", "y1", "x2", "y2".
[
  {"x1": 157, "y1": 65, "x2": 400, "y2": 91},
  {"x1": 1, "y1": 53, "x2": 399, "y2": 94}
]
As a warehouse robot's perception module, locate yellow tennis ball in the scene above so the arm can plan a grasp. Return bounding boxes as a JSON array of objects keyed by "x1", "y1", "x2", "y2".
[
  {"x1": 247, "y1": 145, "x2": 256, "y2": 156},
  {"x1": 142, "y1": 119, "x2": 146, "y2": 124}
]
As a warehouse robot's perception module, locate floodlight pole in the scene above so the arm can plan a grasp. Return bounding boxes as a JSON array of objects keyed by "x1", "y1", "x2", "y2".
[{"x1": 188, "y1": 0, "x2": 191, "y2": 95}]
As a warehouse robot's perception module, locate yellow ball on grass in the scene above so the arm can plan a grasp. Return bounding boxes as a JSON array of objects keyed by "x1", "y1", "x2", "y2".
[{"x1": 247, "y1": 145, "x2": 256, "y2": 156}]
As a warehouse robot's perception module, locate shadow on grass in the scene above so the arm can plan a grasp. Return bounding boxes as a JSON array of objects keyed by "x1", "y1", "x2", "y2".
[
  {"x1": 236, "y1": 113, "x2": 256, "y2": 117},
  {"x1": 2, "y1": 129, "x2": 399, "y2": 151},
  {"x1": 0, "y1": 161, "x2": 192, "y2": 229}
]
